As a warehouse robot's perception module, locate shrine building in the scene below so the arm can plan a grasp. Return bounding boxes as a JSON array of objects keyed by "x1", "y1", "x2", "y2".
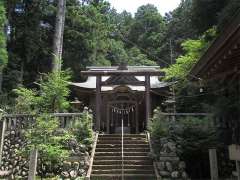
[
  {"x1": 71, "y1": 65, "x2": 172, "y2": 134},
  {"x1": 190, "y1": 11, "x2": 240, "y2": 144}
]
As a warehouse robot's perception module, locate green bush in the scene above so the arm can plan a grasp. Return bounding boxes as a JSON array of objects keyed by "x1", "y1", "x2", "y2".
[
  {"x1": 69, "y1": 107, "x2": 94, "y2": 146},
  {"x1": 14, "y1": 70, "x2": 71, "y2": 114},
  {"x1": 149, "y1": 108, "x2": 220, "y2": 178},
  {"x1": 22, "y1": 114, "x2": 73, "y2": 176},
  {"x1": 148, "y1": 107, "x2": 169, "y2": 139}
]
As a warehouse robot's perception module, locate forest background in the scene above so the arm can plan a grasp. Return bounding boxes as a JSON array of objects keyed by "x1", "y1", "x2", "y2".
[{"x1": 0, "y1": 0, "x2": 240, "y2": 111}]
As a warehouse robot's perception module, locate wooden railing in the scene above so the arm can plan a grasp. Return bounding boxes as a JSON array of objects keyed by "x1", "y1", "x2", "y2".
[
  {"x1": 1, "y1": 113, "x2": 85, "y2": 131},
  {"x1": 86, "y1": 132, "x2": 99, "y2": 180}
]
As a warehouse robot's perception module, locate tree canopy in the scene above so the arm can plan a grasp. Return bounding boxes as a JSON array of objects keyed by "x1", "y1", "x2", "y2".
[
  {"x1": 1, "y1": 0, "x2": 239, "y2": 110},
  {"x1": 0, "y1": 1, "x2": 7, "y2": 70}
]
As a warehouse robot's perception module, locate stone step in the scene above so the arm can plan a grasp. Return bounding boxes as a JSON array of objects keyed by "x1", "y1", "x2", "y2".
[
  {"x1": 95, "y1": 152, "x2": 149, "y2": 157},
  {"x1": 91, "y1": 174, "x2": 156, "y2": 180},
  {"x1": 91, "y1": 134, "x2": 155, "y2": 179},
  {"x1": 98, "y1": 137, "x2": 147, "y2": 141},
  {"x1": 96, "y1": 148, "x2": 150, "y2": 152},
  {"x1": 94, "y1": 155, "x2": 150, "y2": 161},
  {"x1": 92, "y1": 165, "x2": 154, "y2": 170},
  {"x1": 98, "y1": 134, "x2": 146, "y2": 138},
  {"x1": 92, "y1": 169, "x2": 155, "y2": 174},
  {"x1": 96, "y1": 144, "x2": 149, "y2": 148},
  {"x1": 93, "y1": 160, "x2": 153, "y2": 165},
  {"x1": 97, "y1": 140, "x2": 148, "y2": 144}
]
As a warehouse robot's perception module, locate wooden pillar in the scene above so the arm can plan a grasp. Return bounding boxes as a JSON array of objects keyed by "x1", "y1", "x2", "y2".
[
  {"x1": 209, "y1": 149, "x2": 219, "y2": 180},
  {"x1": 136, "y1": 104, "x2": 139, "y2": 133},
  {"x1": 145, "y1": 75, "x2": 151, "y2": 129},
  {"x1": 0, "y1": 118, "x2": 6, "y2": 165},
  {"x1": 28, "y1": 148, "x2": 38, "y2": 180},
  {"x1": 96, "y1": 76, "x2": 101, "y2": 131}
]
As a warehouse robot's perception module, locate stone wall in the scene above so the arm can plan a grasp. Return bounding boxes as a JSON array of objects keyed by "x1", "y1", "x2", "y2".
[
  {"x1": 60, "y1": 138, "x2": 91, "y2": 179},
  {"x1": 154, "y1": 137, "x2": 190, "y2": 180},
  {"x1": 0, "y1": 119, "x2": 91, "y2": 179},
  {"x1": 1, "y1": 129, "x2": 28, "y2": 179}
]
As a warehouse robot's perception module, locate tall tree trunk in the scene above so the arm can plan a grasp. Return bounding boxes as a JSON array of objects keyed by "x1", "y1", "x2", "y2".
[{"x1": 52, "y1": 0, "x2": 66, "y2": 72}]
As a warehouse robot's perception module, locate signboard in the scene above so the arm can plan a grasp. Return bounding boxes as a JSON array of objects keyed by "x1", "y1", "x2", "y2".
[{"x1": 229, "y1": 144, "x2": 240, "y2": 161}]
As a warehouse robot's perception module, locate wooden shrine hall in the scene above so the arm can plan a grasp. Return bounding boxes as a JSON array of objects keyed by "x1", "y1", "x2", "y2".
[
  {"x1": 71, "y1": 65, "x2": 171, "y2": 134},
  {"x1": 190, "y1": 11, "x2": 240, "y2": 144}
]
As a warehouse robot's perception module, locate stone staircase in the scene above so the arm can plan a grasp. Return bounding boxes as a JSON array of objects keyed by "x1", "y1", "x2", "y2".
[{"x1": 91, "y1": 134, "x2": 156, "y2": 180}]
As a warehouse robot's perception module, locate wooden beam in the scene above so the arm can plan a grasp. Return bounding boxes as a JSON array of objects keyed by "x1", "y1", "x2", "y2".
[
  {"x1": 28, "y1": 148, "x2": 38, "y2": 180},
  {"x1": 209, "y1": 149, "x2": 219, "y2": 180},
  {"x1": 101, "y1": 81, "x2": 145, "y2": 86},
  {"x1": 206, "y1": 67, "x2": 239, "y2": 81},
  {"x1": 81, "y1": 70, "x2": 164, "y2": 76},
  {"x1": 145, "y1": 75, "x2": 151, "y2": 129},
  {"x1": 107, "y1": 105, "x2": 110, "y2": 134},
  {"x1": 96, "y1": 76, "x2": 101, "y2": 131},
  {"x1": 136, "y1": 104, "x2": 139, "y2": 133}
]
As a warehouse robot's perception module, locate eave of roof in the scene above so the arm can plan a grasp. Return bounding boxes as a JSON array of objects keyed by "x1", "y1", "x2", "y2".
[
  {"x1": 70, "y1": 76, "x2": 173, "y2": 92},
  {"x1": 189, "y1": 11, "x2": 240, "y2": 80}
]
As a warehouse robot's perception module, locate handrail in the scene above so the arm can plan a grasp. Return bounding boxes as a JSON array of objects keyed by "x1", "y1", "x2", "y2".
[
  {"x1": 86, "y1": 132, "x2": 99, "y2": 180},
  {"x1": 121, "y1": 118, "x2": 124, "y2": 180},
  {"x1": 146, "y1": 131, "x2": 161, "y2": 180}
]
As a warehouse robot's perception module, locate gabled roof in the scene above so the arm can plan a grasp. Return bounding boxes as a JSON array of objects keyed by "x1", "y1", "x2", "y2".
[
  {"x1": 70, "y1": 76, "x2": 172, "y2": 92},
  {"x1": 190, "y1": 11, "x2": 240, "y2": 80},
  {"x1": 70, "y1": 66, "x2": 172, "y2": 92}
]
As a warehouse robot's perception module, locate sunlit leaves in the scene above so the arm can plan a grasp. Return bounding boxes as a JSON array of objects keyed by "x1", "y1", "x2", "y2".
[
  {"x1": 163, "y1": 28, "x2": 217, "y2": 81},
  {"x1": 0, "y1": 1, "x2": 7, "y2": 69}
]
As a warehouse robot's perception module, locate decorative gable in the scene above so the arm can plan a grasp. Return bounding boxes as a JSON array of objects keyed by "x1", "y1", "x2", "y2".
[{"x1": 104, "y1": 75, "x2": 141, "y2": 85}]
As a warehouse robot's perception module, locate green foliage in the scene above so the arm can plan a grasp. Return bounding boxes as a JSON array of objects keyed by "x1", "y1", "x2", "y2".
[
  {"x1": 2, "y1": 0, "x2": 54, "y2": 91},
  {"x1": 14, "y1": 88, "x2": 39, "y2": 114},
  {"x1": 63, "y1": 1, "x2": 113, "y2": 79},
  {"x1": 150, "y1": 108, "x2": 219, "y2": 178},
  {"x1": 218, "y1": 0, "x2": 240, "y2": 29},
  {"x1": 22, "y1": 114, "x2": 72, "y2": 175},
  {"x1": 148, "y1": 107, "x2": 169, "y2": 139},
  {"x1": 173, "y1": 117, "x2": 217, "y2": 150},
  {"x1": 69, "y1": 108, "x2": 94, "y2": 145},
  {"x1": 2, "y1": 0, "x2": 239, "y2": 92},
  {"x1": 191, "y1": 0, "x2": 227, "y2": 34},
  {"x1": 107, "y1": 40, "x2": 128, "y2": 65},
  {"x1": 128, "y1": 4, "x2": 166, "y2": 65},
  {"x1": 0, "y1": 1, "x2": 7, "y2": 69},
  {"x1": 38, "y1": 70, "x2": 71, "y2": 112},
  {"x1": 127, "y1": 47, "x2": 157, "y2": 66},
  {"x1": 163, "y1": 28, "x2": 217, "y2": 81},
  {"x1": 14, "y1": 70, "x2": 71, "y2": 113}
]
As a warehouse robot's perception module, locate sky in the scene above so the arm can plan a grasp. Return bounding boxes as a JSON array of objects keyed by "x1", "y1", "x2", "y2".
[{"x1": 107, "y1": 0, "x2": 181, "y2": 15}]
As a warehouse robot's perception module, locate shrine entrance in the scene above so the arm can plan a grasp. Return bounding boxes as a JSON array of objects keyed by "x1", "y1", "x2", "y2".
[
  {"x1": 79, "y1": 65, "x2": 165, "y2": 133},
  {"x1": 107, "y1": 100, "x2": 138, "y2": 134}
]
